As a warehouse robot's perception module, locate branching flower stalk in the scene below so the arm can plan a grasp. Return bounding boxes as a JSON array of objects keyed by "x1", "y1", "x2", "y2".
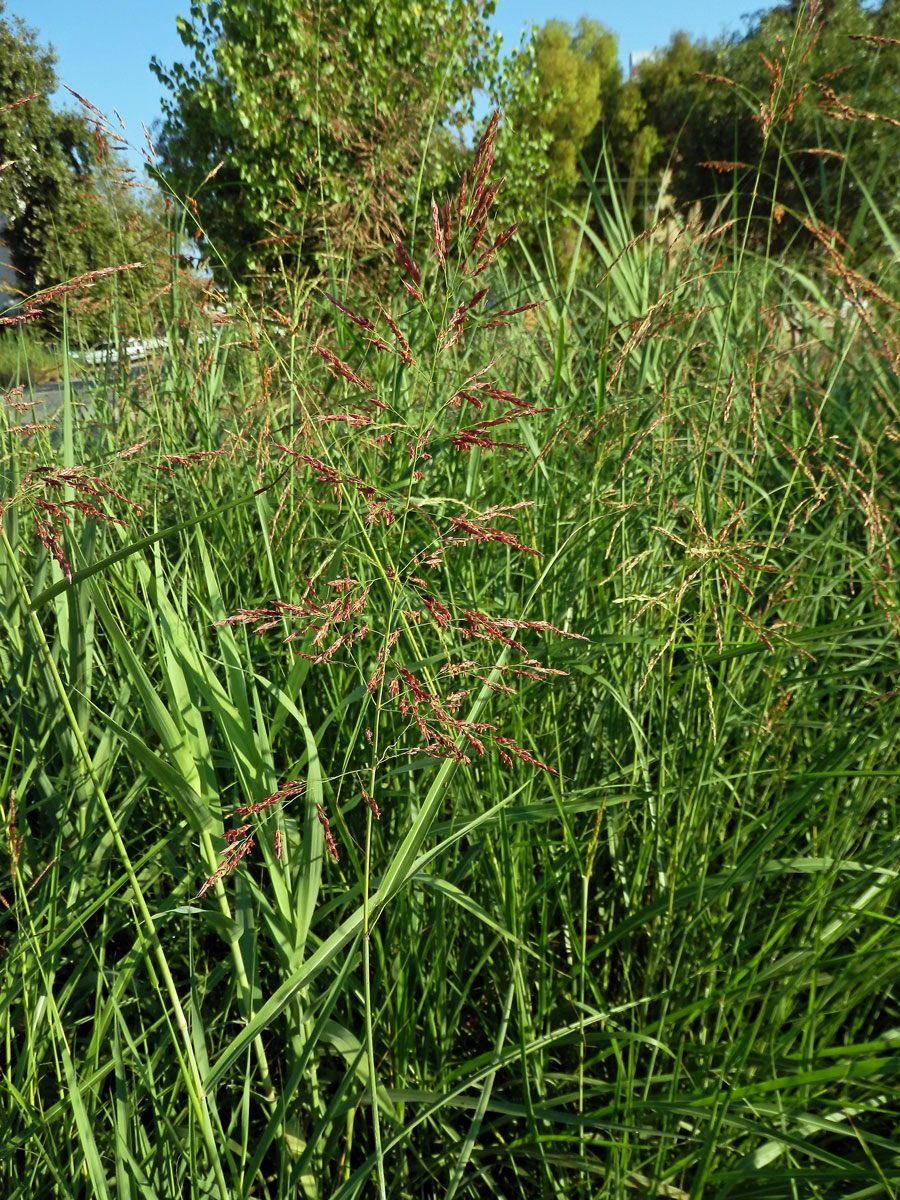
[
  {"x1": 196, "y1": 112, "x2": 587, "y2": 1193},
  {"x1": 205, "y1": 112, "x2": 584, "y2": 892}
]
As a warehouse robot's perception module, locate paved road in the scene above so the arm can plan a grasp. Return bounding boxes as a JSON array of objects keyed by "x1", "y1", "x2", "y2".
[{"x1": 15, "y1": 370, "x2": 141, "y2": 426}]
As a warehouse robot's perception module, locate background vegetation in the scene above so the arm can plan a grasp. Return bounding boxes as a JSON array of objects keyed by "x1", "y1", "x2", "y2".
[{"x1": 2, "y1": 1, "x2": 899, "y2": 1197}]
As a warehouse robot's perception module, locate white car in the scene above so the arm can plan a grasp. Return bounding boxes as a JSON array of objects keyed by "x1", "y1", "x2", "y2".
[{"x1": 77, "y1": 336, "x2": 168, "y2": 366}]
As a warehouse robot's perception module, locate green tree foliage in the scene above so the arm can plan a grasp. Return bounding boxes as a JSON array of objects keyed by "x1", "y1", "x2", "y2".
[
  {"x1": 497, "y1": 19, "x2": 625, "y2": 197},
  {"x1": 0, "y1": 3, "x2": 160, "y2": 340},
  {"x1": 492, "y1": 18, "x2": 664, "y2": 240},
  {"x1": 530, "y1": 19, "x2": 610, "y2": 184},
  {"x1": 1, "y1": 5, "x2": 92, "y2": 303},
  {"x1": 151, "y1": 0, "x2": 498, "y2": 291}
]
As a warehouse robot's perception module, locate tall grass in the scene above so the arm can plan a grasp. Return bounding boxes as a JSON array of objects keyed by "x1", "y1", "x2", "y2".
[{"x1": 2, "y1": 41, "x2": 900, "y2": 1200}]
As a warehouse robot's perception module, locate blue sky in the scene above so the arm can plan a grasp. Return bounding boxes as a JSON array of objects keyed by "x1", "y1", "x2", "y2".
[{"x1": 14, "y1": 0, "x2": 761, "y2": 168}]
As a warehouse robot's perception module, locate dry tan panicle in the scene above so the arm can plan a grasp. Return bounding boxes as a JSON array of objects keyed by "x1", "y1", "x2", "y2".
[
  {"x1": 431, "y1": 197, "x2": 447, "y2": 269},
  {"x1": 698, "y1": 161, "x2": 749, "y2": 173},
  {"x1": 0, "y1": 92, "x2": 38, "y2": 115}
]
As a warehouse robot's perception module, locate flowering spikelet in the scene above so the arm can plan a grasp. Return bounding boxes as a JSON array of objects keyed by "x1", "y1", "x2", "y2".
[
  {"x1": 234, "y1": 779, "x2": 305, "y2": 815},
  {"x1": 469, "y1": 110, "x2": 499, "y2": 215},
  {"x1": 197, "y1": 833, "x2": 255, "y2": 898},
  {"x1": 381, "y1": 310, "x2": 415, "y2": 366},
  {"x1": 315, "y1": 345, "x2": 373, "y2": 392},
  {"x1": 450, "y1": 428, "x2": 525, "y2": 455},
  {"x1": 34, "y1": 262, "x2": 144, "y2": 303},
  {"x1": 316, "y1": 803, "x2": 340, "y2": 863},
  {"x1": 323, "y1": 291, "x2": 375, "y2": 331},
  {"x1": 467, "y1": 178, "x2": 504, "y2": 233},
  {"x1": 447, "y1": 505, "x2": 541, "y2": 555},
  {"x1": 197, "y1": 780, "x2": 306, "y2": 897},
  {"x1": 456, "y1": 168, "x2": 468, "y2": 224},
  {"x1": 440, "y1": 288, "x2": 488, "y2": 349},
  {"x1": 362, "y1": 789, "x2": 381, "y2": 819},
  {"x1": 34, "y1": 515, "x2": 71, "y2": 582},
  {"x1": 0, "y1": 92, "x2": 38, "y2": 116},
  {"x1": 493, "y1": 736, "x2": 556, "y2": 775},
  {"x1": 395, "y1": 238, "x2": 424, "y2": 302},
  {"x1": 476, "y1": 223, "x2": 520, "y2": 275},
  {"x1": 316, "y1": 413, "x2": 373, "y2": 428},
  {"x1": 3, "y1": 385, "x2": 35, "y2": 416},
  {"x1": 7, "y1": 460, "x2": 144, "y2": 584}
]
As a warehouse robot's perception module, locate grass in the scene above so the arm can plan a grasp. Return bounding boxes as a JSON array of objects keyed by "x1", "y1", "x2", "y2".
[{"x1": 2, "y1": 63, "x2": 900, "y2": 1200}]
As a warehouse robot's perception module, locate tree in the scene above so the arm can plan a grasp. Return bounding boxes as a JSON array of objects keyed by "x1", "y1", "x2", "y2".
[
  {"x1": 491, "y1": 17, "x2": 668, "y2": 238},
  {"x1": 0, "y1": 2, "x2": 159, "y2": 339},
  {"x1": 496, "y1": 19, "x2": 627, "y2": 197},
  {"x1": 151, "y1": 0, "x2": 498, "y2": 291},
  {"x1": 530, "y1": 19, "x2": 611, "y2": 184}
]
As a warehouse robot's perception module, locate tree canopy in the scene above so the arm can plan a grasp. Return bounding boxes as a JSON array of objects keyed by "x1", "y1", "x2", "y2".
[
  {"x1": 0, "y1": 2, "x2": 159, "y2": 339},
  {"x1": 151, "y1": 0, "x2": 499, "y2": 291}
]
